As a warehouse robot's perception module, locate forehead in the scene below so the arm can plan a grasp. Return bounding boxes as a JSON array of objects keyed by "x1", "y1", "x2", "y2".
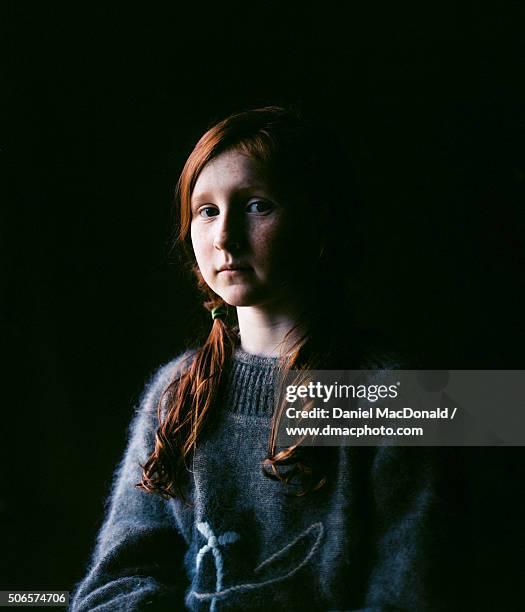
[{"x1": 191, "y1": 149, "x2": 269, "y2": 202}]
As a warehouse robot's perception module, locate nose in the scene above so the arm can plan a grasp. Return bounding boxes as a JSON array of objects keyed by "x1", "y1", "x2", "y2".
[{"x1": 213, "y1": 209, "x2": 243, "y2": 252}]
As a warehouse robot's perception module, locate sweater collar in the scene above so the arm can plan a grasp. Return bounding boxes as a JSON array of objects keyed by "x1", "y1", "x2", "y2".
[{"x1": 222, "y1": 347, "x2": 280, "y2": 417}]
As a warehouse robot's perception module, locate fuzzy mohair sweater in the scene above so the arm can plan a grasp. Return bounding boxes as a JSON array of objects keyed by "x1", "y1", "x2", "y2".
[{"x1": 70, "y1": 348, "x2": 523, "y2": 611}]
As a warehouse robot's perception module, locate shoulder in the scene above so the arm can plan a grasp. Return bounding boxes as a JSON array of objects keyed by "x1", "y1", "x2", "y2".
[
  {"x1": 138, "y1": 349, "x2": 197, "y2": 412},
  {"x1": 130, "y1": 349, "x2": 197, "y2": 442}
]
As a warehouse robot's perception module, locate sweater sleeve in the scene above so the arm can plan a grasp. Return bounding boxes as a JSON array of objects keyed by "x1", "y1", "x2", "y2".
[
  {"x1": 362, "y1": 447, "x2": 471, "y2": 611},
  {"x1": 70, "y1": 352, "x2": 195, "y2": 612}
]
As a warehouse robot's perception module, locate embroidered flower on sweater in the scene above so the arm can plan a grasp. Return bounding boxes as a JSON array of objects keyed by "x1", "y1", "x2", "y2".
[{"x1": 191, "y1": 521, "x2": 324, "y2": 609}]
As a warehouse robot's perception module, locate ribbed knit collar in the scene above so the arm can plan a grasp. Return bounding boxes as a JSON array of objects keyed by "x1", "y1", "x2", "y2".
[
  {"x1": 222, "y1": 347, "x2": 280, "y2": 417},
  {"x1": 231, "y1": 347, "x2": 280, "y2": 368}
]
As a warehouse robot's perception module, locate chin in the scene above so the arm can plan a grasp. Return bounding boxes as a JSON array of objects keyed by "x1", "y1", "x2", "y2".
[
  {"x1": 217, "y1": 287, "x2": 265, "y2": 307},
  {"x1": 221, "y1": 295, "x2": 259, "y2": 308}
]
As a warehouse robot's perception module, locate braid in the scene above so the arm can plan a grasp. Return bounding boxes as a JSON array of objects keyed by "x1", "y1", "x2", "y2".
[{"x1": 139, "y1": 299, "x2": 237, "y2": 500}]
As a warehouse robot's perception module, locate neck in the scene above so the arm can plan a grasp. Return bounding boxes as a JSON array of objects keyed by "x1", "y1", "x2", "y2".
[{"x1": 235, "y1": 303, "x2": 304, "y2": 357}]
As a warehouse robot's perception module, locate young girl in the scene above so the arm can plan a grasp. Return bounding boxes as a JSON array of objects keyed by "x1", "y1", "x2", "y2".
[{"x1": 71, "y1": 107, "x2": 467, "y2": 611}]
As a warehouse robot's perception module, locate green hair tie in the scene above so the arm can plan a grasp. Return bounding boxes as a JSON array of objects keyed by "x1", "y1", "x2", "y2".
[{"x1": 211, "y1": 305, "x2": 227, "y2": 320}]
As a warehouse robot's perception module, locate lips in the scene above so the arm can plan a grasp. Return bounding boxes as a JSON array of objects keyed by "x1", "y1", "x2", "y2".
[{"x1": 218, "y1": 263, "x2": 252, "y2": 272}]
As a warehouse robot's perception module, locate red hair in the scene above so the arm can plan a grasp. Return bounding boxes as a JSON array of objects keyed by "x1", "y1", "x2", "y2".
[{"x1": 139, "y1": 107, "x2": 353, "y2": 499}]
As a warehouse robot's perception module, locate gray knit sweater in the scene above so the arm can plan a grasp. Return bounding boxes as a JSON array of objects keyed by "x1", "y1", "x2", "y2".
[{"x1": 70, "y1": 349, "x2": 470, "y2": 611}]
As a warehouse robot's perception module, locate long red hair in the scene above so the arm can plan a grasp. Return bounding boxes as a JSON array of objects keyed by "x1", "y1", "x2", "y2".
[{"x1": 139, "y1": 107, "x2": 356, "y2": 499}]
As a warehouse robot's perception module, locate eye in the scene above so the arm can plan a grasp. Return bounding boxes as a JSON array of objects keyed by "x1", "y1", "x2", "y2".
[
  {"x1": 198, "y1": 206, "x2": 219, "y2": 218},
  {"x1": 246, "y1": 199, "x2": 274, "y2": 214}
]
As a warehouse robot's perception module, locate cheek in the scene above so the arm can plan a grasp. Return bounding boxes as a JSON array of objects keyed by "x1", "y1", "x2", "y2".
[
  {"x1": 251, "y1": 227, "x2": 277, "y2": 259},
  {"x1": 190, "y1": 226, "x2": 213, "y2": 274},
  {"x1": 251, "y1": 216, "x2": 319, "y2": 283},
  {"x1": 250, "y1": 215, "x2": 291, "y2": 260}
]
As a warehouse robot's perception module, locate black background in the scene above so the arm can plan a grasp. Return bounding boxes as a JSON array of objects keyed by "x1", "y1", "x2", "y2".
[{"x1": 3, "y1": 1, "x2": 525, "y2": 596}]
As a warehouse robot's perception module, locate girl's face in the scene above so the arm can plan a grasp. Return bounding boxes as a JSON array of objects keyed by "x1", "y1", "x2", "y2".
[{"x1": 190, "y1": 149, "x2": 313, "y2": 309}]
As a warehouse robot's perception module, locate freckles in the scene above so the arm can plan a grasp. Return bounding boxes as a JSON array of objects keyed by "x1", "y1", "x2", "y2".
[
  {"x1": 250, "y1": 215, "x2": 288, "y2": 250},
  {"x1": 190, "y1": 238, "x2": 211, "y2": 285},
  {"x1": 189, "y1": 224, "x2": 198, "y2": 249},
  {"x1": 250, "y1": 226, "x2": 271, "y2": 249},
  {"x1": 250, "y1": 230, "x2": 279, "y2": 264},
  {"x1": 191, "y1": 225, "x2": 211, "y2": 255}
]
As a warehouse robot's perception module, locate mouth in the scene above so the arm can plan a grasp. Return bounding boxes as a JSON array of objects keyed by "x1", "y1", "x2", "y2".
[
  {"x1": 218, "y1": 267, "x2": 252, "y2": 275},
  {"x1": 218, "y1": 264, "x2": 252, "y2": 273},
  {"x1": 218, "y1": 264, "x2": 251, "y2": 272}
]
